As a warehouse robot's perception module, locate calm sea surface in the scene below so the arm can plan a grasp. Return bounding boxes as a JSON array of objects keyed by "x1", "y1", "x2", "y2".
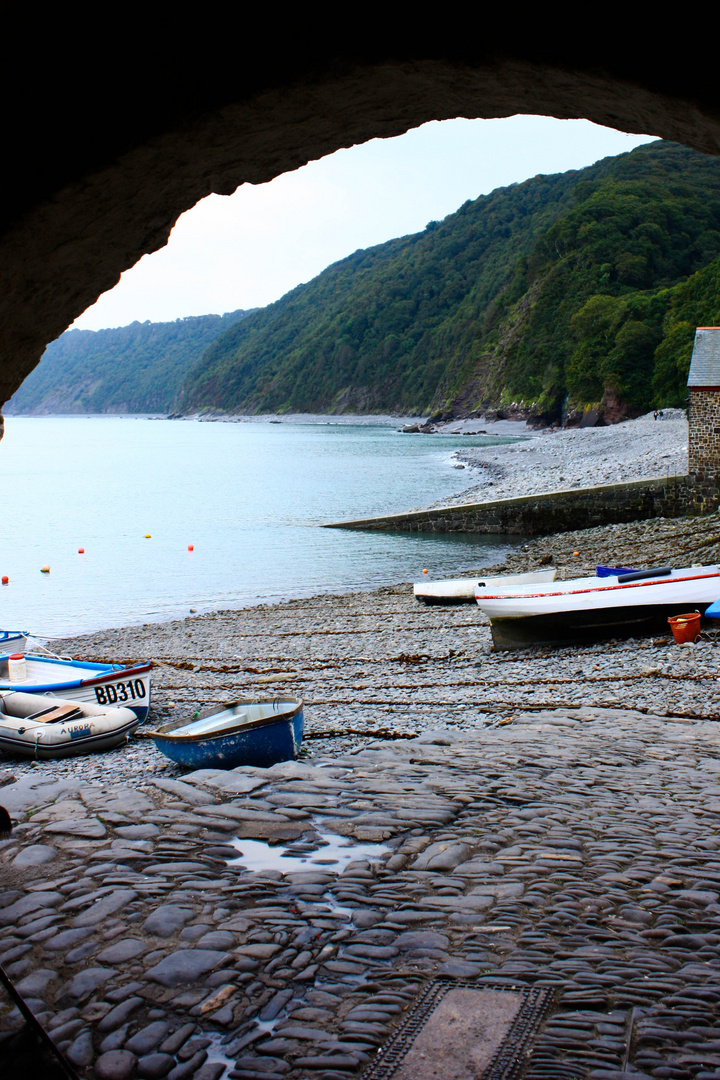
[{"x1": 0, "y1": 417, "x2": 520, "y2": 637}]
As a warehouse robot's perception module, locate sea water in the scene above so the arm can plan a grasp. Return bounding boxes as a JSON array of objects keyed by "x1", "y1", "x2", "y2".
[{"x1": 0, "y1": 416, "x2": 521, "y2": 637}]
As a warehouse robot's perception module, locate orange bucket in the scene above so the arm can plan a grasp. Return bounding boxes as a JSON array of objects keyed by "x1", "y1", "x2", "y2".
[{"x1": 668, "y1": 611, "x2": 702, "y2": 644}]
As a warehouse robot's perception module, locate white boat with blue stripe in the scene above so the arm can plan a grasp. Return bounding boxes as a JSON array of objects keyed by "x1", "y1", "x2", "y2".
[
  {"x1": 0, "y1": 630, "x2": 29, "y2": 652},
  {"x1": 0, "y1": 654, "x2": 152, "y2": 721}
]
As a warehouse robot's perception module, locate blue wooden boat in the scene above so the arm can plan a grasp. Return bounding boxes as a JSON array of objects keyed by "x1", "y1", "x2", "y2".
[{"x1": 147, "y1": 696, "x2": 304, "y2": 769}]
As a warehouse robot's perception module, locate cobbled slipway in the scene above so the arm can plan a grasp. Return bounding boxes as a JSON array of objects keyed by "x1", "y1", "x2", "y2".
[{"x1": 3, "y1": 513, "x2": 720, "y2": 1080}]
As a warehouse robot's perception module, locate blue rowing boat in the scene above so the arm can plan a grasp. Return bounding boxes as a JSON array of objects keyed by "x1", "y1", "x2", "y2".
[{"x1": 148, "y1": 696, "x2": 304, "y2": 769}]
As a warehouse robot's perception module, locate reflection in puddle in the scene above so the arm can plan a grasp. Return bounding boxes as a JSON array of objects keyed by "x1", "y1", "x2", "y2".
[
  {"x1": 204, "y1": 1030, "x2": 237, "y2": 1073},
  {"x1": 320, "y1": 893, "x2": 353, "y2": 919},
  {"x1": 227, "y1": 830, "x2": 390, "y2": 875}
]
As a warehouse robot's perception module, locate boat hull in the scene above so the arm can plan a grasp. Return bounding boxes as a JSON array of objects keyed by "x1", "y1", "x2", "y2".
[
  {"x1": 490, "y1": 601, "x2": 713, "y2": 651},
  {"x1": 0, "y1": 657, "x2": 152, "y2": 722},
  {"x1": 0, "y1": 631, "x2": 29, "y2": 652},
  {"x1": 476, "y1": 565, "x2": 720, "y2": 650},
  {"x1": 414, "y1": 568, "x2": 557, "y2": 605},
  {"x1": 0, "y1": 691, "x2": 139, "y2": 759},
  {"x1": 150, "y1": 697, "x2": 304, "y2": 769}
]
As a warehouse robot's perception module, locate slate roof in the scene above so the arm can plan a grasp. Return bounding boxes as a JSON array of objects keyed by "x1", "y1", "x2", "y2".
[{"x1": 688, "y1": 327, "x2": 720, "y2": 386}]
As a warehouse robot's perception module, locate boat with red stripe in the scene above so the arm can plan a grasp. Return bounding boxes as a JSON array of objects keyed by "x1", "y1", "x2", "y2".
[
  {"x1": 0, "y1": 654, "x2": 152, "y2": 721},
  {"x1": 474, "y1": 565, "x2": 720, "y2": 650}
]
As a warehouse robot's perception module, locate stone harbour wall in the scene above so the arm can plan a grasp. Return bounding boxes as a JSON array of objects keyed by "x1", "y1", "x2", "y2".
[
  {"x1": 325, "y1": 474, "x2": 720, "y2": 536},
  {"x1": 689, "y1": 387, "x2": 720, "y2": 474}
]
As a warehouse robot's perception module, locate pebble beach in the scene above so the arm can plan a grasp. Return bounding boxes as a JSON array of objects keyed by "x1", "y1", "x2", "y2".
[
  {"x1": 435, "y1": 409, "x2": 689, "y2": 505},
  {"x1": 4, "y1": 412, "x2": 720, "y2": 1079}
]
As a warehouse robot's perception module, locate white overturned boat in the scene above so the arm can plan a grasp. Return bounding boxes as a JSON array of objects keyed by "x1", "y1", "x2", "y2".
[
  {"x1": 474, "y1": 565, "x2": 720, "y2": 650},
  {"x1": 0, "y1": 654, "x2": 152, "y2": 721},
  {"x1": 0, "y1": 691, "x2": 138, "y2": 759},
  {"x1": 414, "y1": 568, "x2": 557, "y2": 605}
]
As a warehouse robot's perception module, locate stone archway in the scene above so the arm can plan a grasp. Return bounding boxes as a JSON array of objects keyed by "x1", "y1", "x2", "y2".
[{"x1": 3, "y1": 36, "x2": 720, "y2": 407}]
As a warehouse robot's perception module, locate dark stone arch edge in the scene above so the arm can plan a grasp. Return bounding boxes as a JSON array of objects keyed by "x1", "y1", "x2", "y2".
[{"x1": 4, "y1": 39, "x2": 720, "y2": 408}]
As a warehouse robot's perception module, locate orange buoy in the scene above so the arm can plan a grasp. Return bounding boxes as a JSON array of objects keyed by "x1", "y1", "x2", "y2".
[
  {"x1": 78, "y1": 548, "x2": 85, "y2": 554},
  {"x1": 144, "y1": 534, "x2": 151, "y2": 539},
  {"x1": 41, "y1": 565, "x2": 50, "y2": 573},
  {"x1": 422, "y1": 568, "x2": 428, "y2": 574},
  {"x1": 573, "y1": 551, "x2": 580, "y2": 556},
  {"x1": 188, "y1": 544, "x2": 194, "y2": 551},
  {"x1": 1, "y1": 576, "x2": 8, "y2": 585}
]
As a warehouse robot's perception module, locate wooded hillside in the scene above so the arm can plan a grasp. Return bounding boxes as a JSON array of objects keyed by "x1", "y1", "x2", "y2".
[
  {"x1": 7, "y1": 311, "x2": 250, "y2": 415},
  {"x1": 179, "y1": 142, "x2": 720, "y2": 424}
]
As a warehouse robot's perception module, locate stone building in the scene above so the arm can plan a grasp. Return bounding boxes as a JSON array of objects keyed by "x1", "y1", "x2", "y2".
[{"x1": 688, "y1": 327, "x2": 720, "y2": 481}]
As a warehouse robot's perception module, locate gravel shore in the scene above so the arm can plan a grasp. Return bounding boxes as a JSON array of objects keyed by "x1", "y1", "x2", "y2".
[
  {"x1": 432, "y1": 409, "x2": 688, "y2": 506},
  {"x1": 9, "y1": 506, "x2": 719, "y2": 789},
  {"x1": 3, "y1": 409, "x2": 714, "y2": 790}
]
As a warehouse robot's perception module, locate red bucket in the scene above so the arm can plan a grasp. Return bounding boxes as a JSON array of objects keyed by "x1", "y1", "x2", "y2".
[{"x1": 668, "y1": 611, "x2": 702, "y2": 644}]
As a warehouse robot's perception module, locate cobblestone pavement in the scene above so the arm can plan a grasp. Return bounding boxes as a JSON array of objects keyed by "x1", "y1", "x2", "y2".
[
  {"x1": 4, "y1": 709, "x2": 720, "y2": 1079},
  {"x1": 3, "y1": 515, "x2": 720, "y2": 1078}
]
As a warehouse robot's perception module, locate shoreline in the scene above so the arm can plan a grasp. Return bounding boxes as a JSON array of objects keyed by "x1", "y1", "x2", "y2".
[
  {"x1": 4, "y1": 411, "x2": 430, "y2": 426},
  {"x1": 1, "y1": 408, "x2": 692, "y2": 647},
  {"x1": 432, "y1": 408, "x2": 688, "y2": 506},
  {"x1": 8, "y1": 506, "x2": 715, "y2": 793}
]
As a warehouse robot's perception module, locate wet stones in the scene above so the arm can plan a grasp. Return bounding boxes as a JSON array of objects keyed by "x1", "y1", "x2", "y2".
[
  {"x1": 0, "y1": 891, "x2": 62, "y2": 924},
  {"x1": 115, "y1": 825, "x2": 161, "y2": 840},
  {"x1": 97, "y1": 997, "x2": 144, "y2": 1032},
  {"x1": 47, "y1": 816, "x2": 108, "y2": 839},
  {"x1": 97, "y1": 938, "x2": 148, "y2": 963},
  {"x1": 196, "y1": 931, "x2": 235, "y2": 950},
  {"x1": 125, "y1": 1021, "x2": 173, "y2": 1054},
  {"x1": 395, "y1": 930, "x2": 449, "y2": 953},
  {"x1": 73, "y1": 889, "x2": 138, "y2": 927},
  {"x1": 94, "y1": 1049, "x2": 138, "y2": 1080},
  {"x1": 59, "y1": 966, "x2": 115, "y2": 1003},
  {"x1": 11, "y1": 844, "x2": 58, "y2": 867},
  {"x1": 9, "y1": 589, "x2": 720, "y2": 1079},
  {"x1": 66, "y1": 1028, "x2": 95, "y2": 1066},
  {"x1": 136, "y1": 1052, "x2": 176, "y2": 1078},
  {"x1": 148, "y1": 778, "x2": 217, "y2": 806},
  {"x1": 411, "y1": 841, "x2": 471, "y2": 872},
  {"x1": 143, "y1": 905, "x2": 195, "y2": 937},
  {"x1": 146, "y1": 949, "x2": 232, "y2": 987}
]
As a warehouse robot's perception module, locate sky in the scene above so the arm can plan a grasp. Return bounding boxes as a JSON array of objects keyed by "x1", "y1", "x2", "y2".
[{"x1": 73, "y1": 116, "x2": 657, "y2": 332}]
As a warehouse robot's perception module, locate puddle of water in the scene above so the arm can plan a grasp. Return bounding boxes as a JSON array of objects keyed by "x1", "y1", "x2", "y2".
[
  {"x1": 197, "y1": 1030, "x2": 236, "y2": 1075},
  {"x1": 254, "y1": 1018, "x2": 279, "y2": 1035},
  {"x1": 318, "y1": 893, "x2": 354, "y2": 919},
  {"x1": 227, "y1": 830, "x2": 390, "y2": 876}
]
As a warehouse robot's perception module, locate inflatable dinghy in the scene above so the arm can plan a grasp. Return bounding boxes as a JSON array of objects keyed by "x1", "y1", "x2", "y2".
[{"x1": 0, "y1": 690, "x2": 139, "y2": 758}]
